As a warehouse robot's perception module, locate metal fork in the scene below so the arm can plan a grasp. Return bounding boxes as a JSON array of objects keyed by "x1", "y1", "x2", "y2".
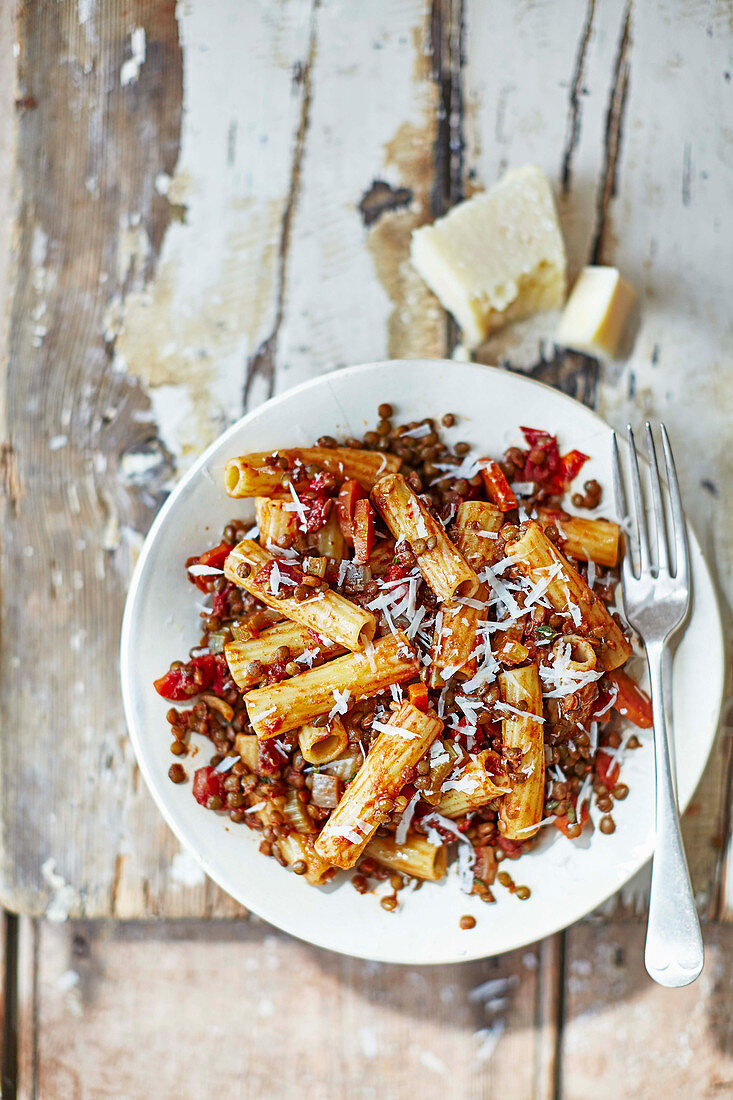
[{"x1": 611, "y1": 422, "x2": 703, "y2": 988}]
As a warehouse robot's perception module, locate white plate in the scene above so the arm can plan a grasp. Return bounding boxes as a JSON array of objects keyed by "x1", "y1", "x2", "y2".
[{"x1": 120, "y1": 360, "x2": 724, "y2": 964}]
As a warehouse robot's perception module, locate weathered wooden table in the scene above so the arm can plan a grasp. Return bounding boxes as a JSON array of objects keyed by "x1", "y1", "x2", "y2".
[{"x1": 1, "y1": 1, "x2": 730, "y2": 1096}]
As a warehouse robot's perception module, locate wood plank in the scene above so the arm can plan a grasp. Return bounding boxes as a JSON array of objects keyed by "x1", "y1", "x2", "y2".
[
  {"x1": 461, "y1": 0, "x2": 732, "y2": 917},
  {"x1": 26, "y1": 918, "x2": 546, "y2": 1099},
  {"x1": 560, "y1": 922, "x2": 733, "y2": 1099},
  {"x1": 1, "y1": 0, "x2": 313, "y2": 920},
  {"x1": 268, "y1": 0, "x2": 446, "y2": 396}
]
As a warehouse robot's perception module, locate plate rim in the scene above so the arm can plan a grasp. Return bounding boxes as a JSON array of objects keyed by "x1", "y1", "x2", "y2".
[{"x1": 120, "y1": 358, "x2": 726, "y2": 964}]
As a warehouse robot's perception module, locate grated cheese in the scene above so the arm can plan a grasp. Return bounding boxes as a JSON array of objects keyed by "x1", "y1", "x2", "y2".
[
  {"x1": 370, "y1": 719, "x2": 419, "y2": 739},
  {"x1": 395, "y1": 791, "x2": 421, "y2": 844},
  {"x1": 187, "y1": 564, "x2": 224, "y2": 578},
  {"x1": 287, "y1": 483, "x2": 308, "y2": 529}
]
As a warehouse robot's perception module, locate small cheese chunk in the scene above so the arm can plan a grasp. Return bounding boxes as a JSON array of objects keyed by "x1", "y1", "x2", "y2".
[
  {"x1": 410, "y1": 165, "x2": 566, "y2": 347},
  {"x1": 556, "y1": 266, "x2": 635, "y2": 358}
]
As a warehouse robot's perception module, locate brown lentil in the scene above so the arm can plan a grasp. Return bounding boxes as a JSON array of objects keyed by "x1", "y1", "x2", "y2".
[
  {"x1": 600, "y1": 815, "x2": 616, "y2": 834},
  {"x1": 168, "y1": 763, "x2": 186, "y2": 783},
  {"x1": 292, "y1": 859, "x2": 307, "y2": 875},
  {"x1": 380, "y1": 896, "x2": 398, "y2": 912},
  {"x1": 459, "y1": 914, "x2": 476, "y2": 929}
]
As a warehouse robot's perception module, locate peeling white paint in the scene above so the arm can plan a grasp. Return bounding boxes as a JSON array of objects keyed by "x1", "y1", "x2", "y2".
[
  {"x1": 120, "y1": 27, "x2": 146, "y2": 87},
  {"x1": 170, "y1": 848, "x2": 206, "y2": 887},
  {"x1": 41, "y1": 858, "x2": 76, "y2": 922}
]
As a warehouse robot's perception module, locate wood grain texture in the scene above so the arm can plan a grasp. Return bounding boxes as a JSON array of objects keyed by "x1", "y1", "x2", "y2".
[
  {"x1": 17, "y1": 916, "x2": 549, "y2": 1100},
  {"x1": 560, "y1": 922, "x2": 733, "y2": 1099}
]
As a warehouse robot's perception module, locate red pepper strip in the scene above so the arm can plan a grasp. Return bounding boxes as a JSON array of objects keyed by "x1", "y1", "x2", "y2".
[
  {"x1": 479, "y1": 459, "x2": 517, "y2": 510},
  {"x1": 605, "y1": 668, "x2": 653, "y2": 729},
  {"x1": 595, "y1": 748, "x2": 620, "y2": 789},
  {"x1": 407, "y1": 682, "x2": 429, "y2": 711},
  {"x1": 189, "y1": 542, "x2": 231, "y2": 592},
  {"x1": 352, "y1": 498, "x2": 376, "y2": 564},
  {"x1": 337, "y1": 479, "x2": 367, "y2": 546}
]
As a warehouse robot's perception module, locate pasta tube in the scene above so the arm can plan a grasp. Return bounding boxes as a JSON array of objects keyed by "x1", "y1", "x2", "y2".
[
  {"x1": 224, "y1": 540, "x2": 376, "y2": 652},
  {"x1": 371, "y1": 474, "x2": 479, "y2": 601},
  {"x1": 314, "y1": 702, "x2": 443, "y2": 869},
  {"x1": 507, "y1": 522, "x2": 632, "y2": 671},
  {"x1": 537, "y1": 507, "x2": 620, "y2": 568},
  {"x1": 437, "y1": 750, "x2": 510, "y2": 817},
  {"x1": 224, "y1": 447, "x2": 400, "y2": 497},
  {"x1": 255, "y1": 497, "x2": 300, "y2": 548},
  {"x1": 498, "y1": 664, "x2": 545, "y2": 840},
  {"x1": 298, "y1": 716, "x2": 348, "y2": 766},
  {"x1": 225, "y1": 620, "x2": 345, "y2": 691},
  {"x1": 276, "y1": 834, "x2": 336, "y2": 885},
  {"x1": 364, "y1": 834, "x2": 447, "y2": 881},
  {"x1": 245, "y1": 634, "x2": 420, "y2": 738},
  {"x1": 429, "y1": 501, "x2": 502, "y2": 686}
]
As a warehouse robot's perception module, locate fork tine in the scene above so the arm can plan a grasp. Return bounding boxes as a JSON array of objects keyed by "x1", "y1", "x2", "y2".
[
  {"x1": 645, "y1": 422, "x2": 670, "y2": 575},
  {"x1": 611, "y1": 431, "x2": 636, "y2": 587},
  {"x1": 626, "y1": 425, "x2": 650, "y2": 579},
  {"x1": 660, "y1": 423, "x2": 690, "y2": 587}
]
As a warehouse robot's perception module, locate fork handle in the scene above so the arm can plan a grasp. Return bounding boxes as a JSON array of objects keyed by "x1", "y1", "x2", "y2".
[{"x1": 644, "y1": 640, "x2": 704, "y2": 987}]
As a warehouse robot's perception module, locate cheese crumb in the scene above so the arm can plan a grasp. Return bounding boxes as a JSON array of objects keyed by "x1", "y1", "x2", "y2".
[{"x1": 556, "y1": 265, "x2": 635, "y2": 359}]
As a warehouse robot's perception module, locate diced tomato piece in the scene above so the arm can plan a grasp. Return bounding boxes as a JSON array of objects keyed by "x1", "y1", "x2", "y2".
[
  {"x1": 558, "y1": 449, "x2": 589, "y2": 488},
  {"x1": 337, "y1": 480, "x2": 367, "y2": 545},
  {"x1": 192, "y1": 766, "x2": 225, "y2": 806},
  {"x1": 253, "y1": 559, "x2": 304, "y2": 591},
  {"x1": 153, "y1": 654, "x2": 223, "y2": 701},
  {"x1": 519, "y1": 427, "x2": 589, "y2": 495},
  {"x1": 497, "y1": 836, "x2": 523, "y2": 856},
  {"x1": 189, "y1": 542, "x2": 231, "y2": 592},
  {"x1": 595, "y1": 748, "x2": 620, "y2": 789},
  {"x1": 384, "y1": 562, "x2": 410, "y2": 584},
  {"x1": 352, "y1": 499, "x2": 376, "y2": 564},
  {"x1": 263, "y1": 660, "x2": 288, "y2": 686},
  {"x1": 305, "y1": 495, "x2": 331, "y2": 533},
  {"x1": 554, "y1": 801, "x2": 590, "y2": 837},
  {"x1": 479, "y1": 459, "x2": 517, "y2": 510},
  {"x1": 606, "y1": 668, "x2": 653, "y2": 729},
  {"x1": 407, "y1": 681, "x2": 429, "y2": 711},
  {"x1": 306, "y1": 471, "x2": 336, "y2": 495},
  {"x1": 258, "y1": 739, "x2": 286, "y2": 777}
]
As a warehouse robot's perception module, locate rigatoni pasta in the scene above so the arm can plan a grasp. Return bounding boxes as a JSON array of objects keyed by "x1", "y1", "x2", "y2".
[
  {"x1": 225, "y1": 620, "x2": 344, "y2": 691},
  {"x1": 371, "y1": 473, "x2": 479, "y2": 600},
  {"x1": 429, "y1": 501, "x2": 502, "y2": 686},
  {"x1": 224, "y1": 447, "x2": 401, "y2": 498},
  {"x1": 154, "y1": 409, "x2": 647, "y2": 914},
  {"x1": 224, "y1": 540, "x2": 376, "y2": 653},
  {"x1": 507, "y1": 521, "x2": 632, "y2": 670},
  {"x1": 497, "y1": 664, "x2": 545, "y2": 840},
  {"x1": 245, "y1": 634, "x2": 420, "y2": 738},
  {"x1": 314, "y1": 702, "x2": 443, "y2": 869},
  {"x1": 536, "y1": 507, "x2": 620, "y2": 568}
]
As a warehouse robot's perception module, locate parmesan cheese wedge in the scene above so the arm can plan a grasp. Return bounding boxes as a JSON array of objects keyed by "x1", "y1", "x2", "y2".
[
  {"x1": 555, "y1": 265, "x2": 635, "y2": 358},
  {"x1": 410, "y1": 165, "x2": 566, "y2": 347}
]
